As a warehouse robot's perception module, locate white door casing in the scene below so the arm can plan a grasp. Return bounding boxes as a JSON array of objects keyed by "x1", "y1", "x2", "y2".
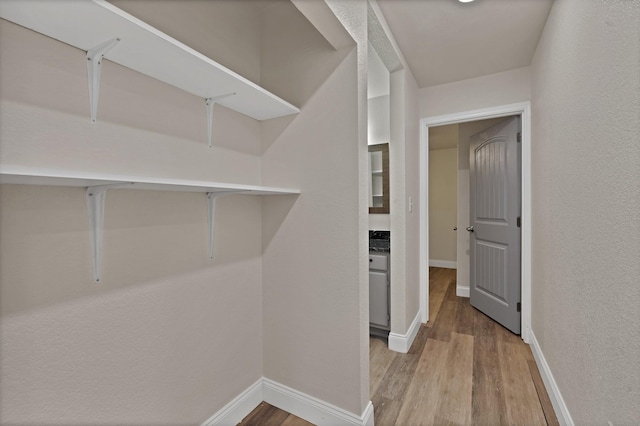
[{"x1": 419, "y1": 102, "x2": 532, "y2": 343}]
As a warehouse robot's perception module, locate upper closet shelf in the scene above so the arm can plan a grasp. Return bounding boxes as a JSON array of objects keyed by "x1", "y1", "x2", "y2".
[
  {"x1": 0, "y1": 166, "x2": 300, "y2": 196},
  {"x1": 0, "y1": 0, "x2": 300, "y2": 121}
]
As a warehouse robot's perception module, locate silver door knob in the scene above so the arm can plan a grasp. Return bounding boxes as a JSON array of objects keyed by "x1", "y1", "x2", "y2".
[{"x1": 466, "y1": 226, "x2": 474, "y2": 232}]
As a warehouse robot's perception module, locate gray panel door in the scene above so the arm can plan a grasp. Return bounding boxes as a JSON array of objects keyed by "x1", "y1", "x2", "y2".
[{"x1": 469, "y1": 116, "x2": 521, "y2": 334}]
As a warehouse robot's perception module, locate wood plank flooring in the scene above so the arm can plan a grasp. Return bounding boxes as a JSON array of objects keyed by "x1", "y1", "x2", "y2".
[
  {"x1": 238, "y1": 401, "x2": 313, "y2": 426},
  {"x1": 239, "y1": 268, "x2": 558, "y2": 425}
]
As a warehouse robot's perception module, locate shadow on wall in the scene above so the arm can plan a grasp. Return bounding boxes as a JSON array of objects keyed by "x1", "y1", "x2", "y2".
[
  {"x1": 0, "y1": 185, "x2": 263, "y2": 317},
  {"x1": 260, "y1": 0, "x2": 353, "y2": 111}
]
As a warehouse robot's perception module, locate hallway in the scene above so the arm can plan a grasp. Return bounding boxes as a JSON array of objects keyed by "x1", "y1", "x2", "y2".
[
  {"x1": 241, "y1": 268, "x2": 559, "y2": 425},
  {"x1": 369, "y1": 267, "x2": 558, "y2": 425}
]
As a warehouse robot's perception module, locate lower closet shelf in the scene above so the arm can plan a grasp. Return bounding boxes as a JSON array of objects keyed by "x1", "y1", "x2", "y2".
[{"x1": 0, "y1": 165, "x2": 300, "y2": 282}]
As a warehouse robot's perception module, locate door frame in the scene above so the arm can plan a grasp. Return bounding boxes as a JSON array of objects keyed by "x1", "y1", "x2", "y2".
[{"x1": 419, "y1": 102, "x2": 532, "y2": 343}]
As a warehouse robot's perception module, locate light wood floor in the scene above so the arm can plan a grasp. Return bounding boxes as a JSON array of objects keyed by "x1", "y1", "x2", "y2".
[
  {"x1": 239, "y1": 268, "x2": 558, "y2": 426},
  {"x1": 238, "y1": 401, "x2": 313, "y2": 426}
]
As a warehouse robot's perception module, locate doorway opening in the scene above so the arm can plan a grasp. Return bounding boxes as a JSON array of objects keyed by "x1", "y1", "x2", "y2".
[{"x1": 419, "y1": 102, "x2": 532, "y2": 343}]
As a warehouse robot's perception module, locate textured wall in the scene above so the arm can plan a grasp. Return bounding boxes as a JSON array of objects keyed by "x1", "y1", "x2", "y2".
[
  {"x1": 368, "y1": 95, "x2": 390, "y2": 145},
  {"x1": 368, "y1": 91, "x2": 391, "y2": 230},
  {"x1": 367, "y1": 37, "x2": 391, "y2": 232},
  {"x1": 419, "y1": 66, "x2": 531, "y2": 118},
  {"x1": 325, "y1": 0, "x2": 371, "y2": 411},
  {"x1": 429, "y1": 148, "x2": 458, "y2": 263},
  {"x1": 0, "y1": 12, "x2": 266, "y2": 425},
  {"x1": 110, "y1": 0, "x2": 265, "y2": 85},
  {"x1": 260, "y1": 0, "x2": 367, "y2": 415},
  {"x1": 530, "y1": 0, "x2": 640, "y2": 423},
  {"x1": 403, "y1": 69, "x2": 421, "y2": 328},
  {"x1": 0, "y1": 187, "x2": 263, "y2": 425},
  {"x1": 389, "y1": 69, "x2": 408, "y2": 334},
  {"x1": 367, "y1": 43, "x2": 390, "y2": 99},
  {"x1": 0, "y1": 19, "x2": 262, "y2": 184}
]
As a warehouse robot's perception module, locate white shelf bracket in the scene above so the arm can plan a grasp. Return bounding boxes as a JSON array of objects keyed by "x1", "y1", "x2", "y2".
[
  {"x1": 207, "y1": 191, "x2": 243, "y2": 260},
  {"x1": 205, "y1": 93, "x2": 236, "y2": 148},
  {"x1": 86, "y1": 183, "x2": 133, "y2": 283},
  {"x1": 87, "y1": 37, "x2": 120, "y2": 123}
]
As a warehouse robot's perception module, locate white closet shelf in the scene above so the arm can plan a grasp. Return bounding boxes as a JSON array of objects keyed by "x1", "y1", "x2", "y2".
[
  {"x1": 1, "y1": 166, "x2": 299, "y2": 283},
  {"x1": 0, "y1": 166, "x2": 299, "y2": 196},
  {"x1": 0, "y1": 0, "x2": 299, "y2": 122}
]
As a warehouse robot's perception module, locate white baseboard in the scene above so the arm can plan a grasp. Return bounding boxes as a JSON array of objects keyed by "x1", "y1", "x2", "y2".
[
  {"x1": 528, "y1": 331, "x2": 574, "y2": 426},
  {"x1": 264, "y1": 378, "x2": 373, "y2": 425},
  {"x1": 388, "y1": 310, "x2": 422, "y2": 354},
  {"x1": 456, "y1": 285, "x2": 470, "y2": 298},
  {"x1": 429, "y1": 259, "x2": 457, "y2": 269},
  {"x1": 200, "y1": 379, "x2": 263, "y2": 426},
  {"x1": 202, "y1": 378, "x2": 374, "y2": 426}
]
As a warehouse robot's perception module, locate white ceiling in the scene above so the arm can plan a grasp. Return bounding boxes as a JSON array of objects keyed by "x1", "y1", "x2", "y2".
[{"x1": 377, "y1": 0, "x2": 553, "y2": 88}]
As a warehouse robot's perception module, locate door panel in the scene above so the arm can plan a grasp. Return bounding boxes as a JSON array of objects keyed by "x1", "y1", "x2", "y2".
[
  {"x1": 475, "y1": 241, "x2": 508, "y2": 303},
  {"x1": 470, "y1": 116, "x2": 521, "y2": 334}
]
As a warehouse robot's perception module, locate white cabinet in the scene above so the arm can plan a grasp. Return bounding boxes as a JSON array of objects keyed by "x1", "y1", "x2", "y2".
[{"x1": 369, "y1": 252, "x2": 390, "y2": 334}]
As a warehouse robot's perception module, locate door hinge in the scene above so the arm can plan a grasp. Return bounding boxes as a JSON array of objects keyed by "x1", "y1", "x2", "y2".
[
  {"x1": 517, "y1": 302, "x2": 521, "y2": 312},
  {"x1": 517, "y1": 132, "x2": 522, "y2": 143},
  {"x1": 517, "y1": 216, "x2": 521, "y2": 228}
]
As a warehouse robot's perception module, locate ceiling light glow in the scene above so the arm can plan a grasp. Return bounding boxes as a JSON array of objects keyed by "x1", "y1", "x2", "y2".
[{"x1": 459, "y1": 0, "x2": 475, "y2": 3}]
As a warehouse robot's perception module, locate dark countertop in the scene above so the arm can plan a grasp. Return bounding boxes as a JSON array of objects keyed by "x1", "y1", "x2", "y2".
[
  {"x1": 369, "y1": 230, "x2": 390, "y2": 252},
  {"x1": 369, "y1": 247, "x2": 390, "y2": 253}
]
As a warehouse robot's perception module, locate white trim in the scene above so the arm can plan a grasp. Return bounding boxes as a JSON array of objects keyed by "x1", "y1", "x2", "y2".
[
  {"x1": 200, "y1": 379, "x2": 263, "y2": 426},
  {"x1": 361, "y1": 401, "x2": 375, "y2": 426},
  {"x1": 263, "y1": 378, "x2": 374, "y2": 426},
  {"x1": 202, "y1": 378, "x2": 374, "y2": 426},
  {"x1": 419, "y1": 115, "x2": 429, "y2": 324},
  {"x1": 419, "y1": 101, "x2": 532, "y2": 343},
  {"x1": 388, "y1": 310, "x2": 422, "y2": 353},
  {"x1": 429, "y1": 259, "x2": 457, "y2": 269},
  {"x1": 0, "y1": 165, "x2": 299, "y2": 195},
  {"x1": 529, "y1": 332, "x2": 574, "y2": 426},
  {"x1": 456, "y1": 285, "x2": 470, "y2": 298}
]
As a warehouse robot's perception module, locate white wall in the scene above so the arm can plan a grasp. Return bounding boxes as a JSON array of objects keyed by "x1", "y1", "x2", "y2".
[
  {"x1": 0, "y1": 16, "x2": 264, "y2": 424},
  {"x1": 530, "y1": 0, "x2": 640, "y2": 423},
  {"x1": 403, "y1": 69, "x2": 421, "y2": 329},
  {"x1": 325, "y1": 0, "x2": 371, "y2": 410},
  {"x1": 110, "y1": 0, "x2": 264, "y2": 85},
  {"x1": 261, "y1": 0, "x2": 368, "y2": 416},
  {"x1": 368, "y1": 92, "x2": 391, "y2": 232},
  {"x1": 367, "y1": 42, "x2": 390, "y2": 99},
  {"x1": 368, "y1": 95, "x2": 390, "y2": 146},
  {"x1": 419, "y1": 66, "x2": 531, "y2": 118},
  {"x1": 367, "y1": 1, "x2": 421, "y2": 338},
  {"x1": 0, "y1": 2, "x2": 373, "y2": 423},
  {"x1": 368, "y1": 41, "x2": 391, "y2": 231}
]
